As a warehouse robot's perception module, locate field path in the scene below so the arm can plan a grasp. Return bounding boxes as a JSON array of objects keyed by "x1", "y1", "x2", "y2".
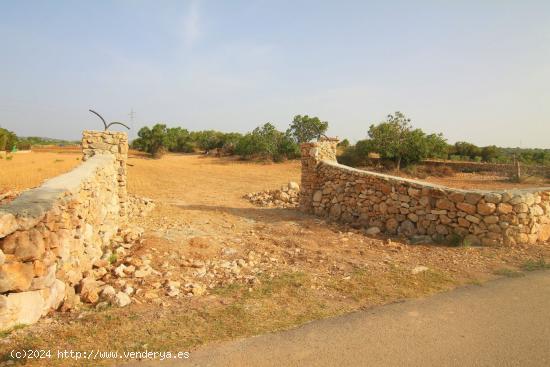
[{"x1": 131, "y1": 270, "x2": 550, "y2": 367}]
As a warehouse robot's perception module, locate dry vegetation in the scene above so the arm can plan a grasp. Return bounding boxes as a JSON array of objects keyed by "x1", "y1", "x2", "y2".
[
  {"x1": 1, "y1": 153, "x2": 549, "y2": 366},
  {"x1": 0, "y1": 151, "x2": 81, "y2": 193}
]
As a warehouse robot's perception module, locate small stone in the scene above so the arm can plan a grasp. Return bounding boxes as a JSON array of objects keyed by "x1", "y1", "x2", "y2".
[
  {"x1": 113, "y1": 292, "x2": 131, "y2": 307},
  {"x1": 101, "y1": 285, "x2": 116, "y2": 300},
  {"x1": 411, "y1": 266, "x2": 429, "y2": 275},
  {"x1": 288, "y1": 182, "x2": 300, "y2": 191},
  {"x1": 114, "y1": 264, "x2": 126, "y2": 278},
  {"x1": 365, "y1": 227, "x2": 381, "y2": 235}
]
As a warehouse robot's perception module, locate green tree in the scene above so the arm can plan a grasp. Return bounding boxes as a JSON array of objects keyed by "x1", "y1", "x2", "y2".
[
  {"x1": 235, "y1": 123, "x2": 299, "y2": 161},
  {"x1": 481, "y1": 145, "x2": 500, "y2": 162},
  {"x1": 337, "y1": 139, "x2": 350, "y2": 148},
  {"x1": 132, "y1": 124, "x2": 168, "y2": 158},
  {"x1": 0, "y1": 127, "x2": 17, "y2": 151},
  {"x1": 166, "y1": 127, "x2": 193, "y2": 153},
  {"x1": 367, "y1": 112, "x2": 413, "y2": 171},
  {"x1": 287, "y1": 115, "x2": 329, "y2": 143},
  {"x1": 367, "y1": 112, "x2": 447, "y2": 170}
]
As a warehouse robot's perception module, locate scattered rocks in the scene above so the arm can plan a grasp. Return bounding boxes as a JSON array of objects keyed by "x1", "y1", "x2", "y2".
[{"x1": 245, "y1": 182, "x2": 300, "y2": 208}]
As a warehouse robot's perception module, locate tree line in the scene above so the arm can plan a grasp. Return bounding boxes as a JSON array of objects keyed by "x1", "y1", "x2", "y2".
[
  {"x1": 130, "y1": 115, "x2": 329, "y2": 161},
  {"x1": 1, "y1": 126, "x2": 80, "y2": 151},
  {"x1": 338, "y1": 112, "x2": 550, "y2": 169}
]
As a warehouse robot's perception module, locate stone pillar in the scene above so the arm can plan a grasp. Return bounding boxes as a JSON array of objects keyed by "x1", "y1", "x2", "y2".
[
  {"x1": 299, "y1": 138, "x2": 338, "y2": 213},
  {"x1": 81, "y1": 130, "x2": 129, "y2": 220}
]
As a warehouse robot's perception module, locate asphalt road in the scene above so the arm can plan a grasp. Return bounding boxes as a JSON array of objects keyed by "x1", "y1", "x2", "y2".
[{"x1": 127, "y1": 271, "x2": 550, "y2": 367}]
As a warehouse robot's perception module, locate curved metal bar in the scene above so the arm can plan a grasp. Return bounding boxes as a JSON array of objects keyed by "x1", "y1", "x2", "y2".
[
  {"x1": 89, "y1": 109, "x2": 108, "y2": 130},
  {"x1": 107, "y1": 121, "x2": 130, "y2": 130}
]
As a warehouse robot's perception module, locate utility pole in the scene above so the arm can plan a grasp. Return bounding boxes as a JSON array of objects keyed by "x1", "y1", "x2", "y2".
[{"x1": 128, "y1": 108, "x2": 136, "y2": 127}]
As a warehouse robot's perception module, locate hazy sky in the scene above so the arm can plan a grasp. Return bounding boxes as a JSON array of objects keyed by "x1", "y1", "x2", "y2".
[{"x1": 1, "y1": 0, "x2": 549, "y2": 147}]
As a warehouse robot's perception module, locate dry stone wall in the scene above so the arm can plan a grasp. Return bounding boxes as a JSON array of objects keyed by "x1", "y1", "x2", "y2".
[
  {"x1": 0, "y1": 131, "x2": 128, "y2": 330},
  {"x1": 300, "y1": 141, "x2": 550, "y2": 247}
]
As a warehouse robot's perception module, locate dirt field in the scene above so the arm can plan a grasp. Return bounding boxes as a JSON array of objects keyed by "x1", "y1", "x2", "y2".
[{"x1": 2, "y1": 153, "x2": 549, "y2": 366}]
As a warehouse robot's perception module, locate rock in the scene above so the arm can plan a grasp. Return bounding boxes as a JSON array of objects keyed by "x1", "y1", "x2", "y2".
[
  {"x1": 0, "y1": 262, "x2": 34, "y2": 292},
  {"x1": 456, "y1": 202, "x2": 477, "y2": 215},
  {"x1": 0, "y1": 290, "x2": 44, "y2": 329},
  {"x1": 114, "y1": 264, "x2": 126, "y2": 278},
  {"x1": 484, "y1": 193, "x2": 502, "y2": 204},
  {"x1": 483, "y1": 216, "x2": 499, "y2": 224},
  {"x1": 313, "y1": 190, "x2": 323, "y2": 202},
  {"x1": 0, "y1": 211, "x2": 17, "y2": 238},
  {"x1": 513, "y1": 203, "x2": 529, "y2": 213},
  {"x1": 497, "y1": 203, "x2": 513, "y2": 214},
  {"x1": 134, "y1": 266, "x2": 153, "y2": 278},
  {"x1": 3, "y1": 230, "x2": 46, "y2": 262},
  {"x1": 365, "y1": 227, "x2": 381, "y2": 235},
  {"x1": 123, "y1": 286, "x2": 134, "y2": 296},
  {"x1": 436, "y1": 199, "x2": 455, "y2": 211},
  {"x1": 464, "y1": 193, "x2": 483, "y2": 205},
  {"x1": 78, "y1": 276, "x2": 100, "y2": 304},
  {"x1": 398, "y1": 220, "x2": 416, "y2": 237},
  {"x1": 100, "y1": 285, "x2": 116, "y2": 300},
  {"x1": 448, "y1": 192, "x2": 465, "y2": 203},
  {"x1": 113, "y1": 292, "x2": 131, "y2": 307},
  {"x1": 166, "y1": 281, "x2": 180, "y2": 297},
  {"x1": 288, "y1": 182, "x2": 300, "y2": 191},
  {"x1": 0, "y1": 249, "x2": 4, "y2": 266},
  {"x1": 411, "y1": 266, "x2": 429, "y2": 275},
  {"x1": 222, "y1": 247, "x2": 238, "y2": 256},
  {"x1": 190, "y1": 283, "x2": 206, "y2": 296},
  {"x1": 385, "y1": 218, "x2": 399, "y2": 234},
  {"x1": 477, "y1": 202, "x2": 496, "y2": 215}
]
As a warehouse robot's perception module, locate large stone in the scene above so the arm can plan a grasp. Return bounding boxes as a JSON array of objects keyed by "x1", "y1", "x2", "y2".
[
  {"x1": 497, "y1": 203, "x2": 513, "y2": 214},
  {"x1": 329, "y1": 204, "x2": 342, "y2": 219},
  {"x1": 0, "y1": 212, "x2": 18, "y2": 238},
  {"x1": 288, "y1": 182, "x2": 300, "y2": 191},
  {"x1": 16, "y1": 229, "x2": 45, "y2": 262},
  {"x1": 456, "y1": 202, "x2": 477, "y2": 215},
  {"x1": 0, "y1": 262, "x2": 34, "y2": 292},
  {"x1": 313, "y1": 191, "x2": 323, "y2": 202},
  {"x1": 483, "y1": 216, "x2": 499, "y2": 225},
  {"x1": 113, "y1": 292, "x2": 131, "y2": 307},
  {"x1": 513, "y1": 203, "x2": 529, "y2": 214},
  {"x1": 385, "y1": 218, "x2": 399, "y2": 234},
  {"x1": 78, "y1": 276, "x2": 100, "y2": 304},
  {"x1": 365, "y1": 227, "x2": 381, "y2": 235},
  {"x1": 448, "y1": 192, "x2": 465, "y2": 203},
  {"x1": 0, "y1": 290, "x2": 44, "y2": 330},
  {"x1": 398, "y1": 220, "x2": 416, "y2": 237},
  {"x1": 465, "y1": 193, "x2": 483, "y2": 205},
  {"x1": 436, "y1": 199, "x2": 455, "y2": 211},
  {"x1": 477, "y1": 202, "x2": 496, "y2": 215},
  {"x1": 484, "y1": 193, "x2": 502, "y2": 204}
]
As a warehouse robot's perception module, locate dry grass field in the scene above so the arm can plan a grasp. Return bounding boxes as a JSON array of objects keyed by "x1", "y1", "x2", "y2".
[
  {"x1": 2, "y1": 152, "x2": 549, "y2": 366},
  {"x1": 0, "y1": 151, "x2": 81, "y2": 193}
]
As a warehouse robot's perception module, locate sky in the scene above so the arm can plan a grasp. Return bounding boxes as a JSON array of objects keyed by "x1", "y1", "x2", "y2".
[{"x1": 1, "y1": 0, "x2": 549, "y2": 148}]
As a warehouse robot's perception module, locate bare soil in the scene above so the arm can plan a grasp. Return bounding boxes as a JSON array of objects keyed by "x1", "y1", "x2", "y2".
[{"x1": 1, "y1": 153, "x2": 549, "y2": 366}]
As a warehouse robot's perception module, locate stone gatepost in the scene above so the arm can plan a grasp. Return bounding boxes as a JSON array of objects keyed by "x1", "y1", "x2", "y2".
[
  {"x1": 299, "y1": 137, "x2": 338, "y2": 213},
  {"x1": 81, "y1": 130, "x2": 129, "y2": 220}
]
